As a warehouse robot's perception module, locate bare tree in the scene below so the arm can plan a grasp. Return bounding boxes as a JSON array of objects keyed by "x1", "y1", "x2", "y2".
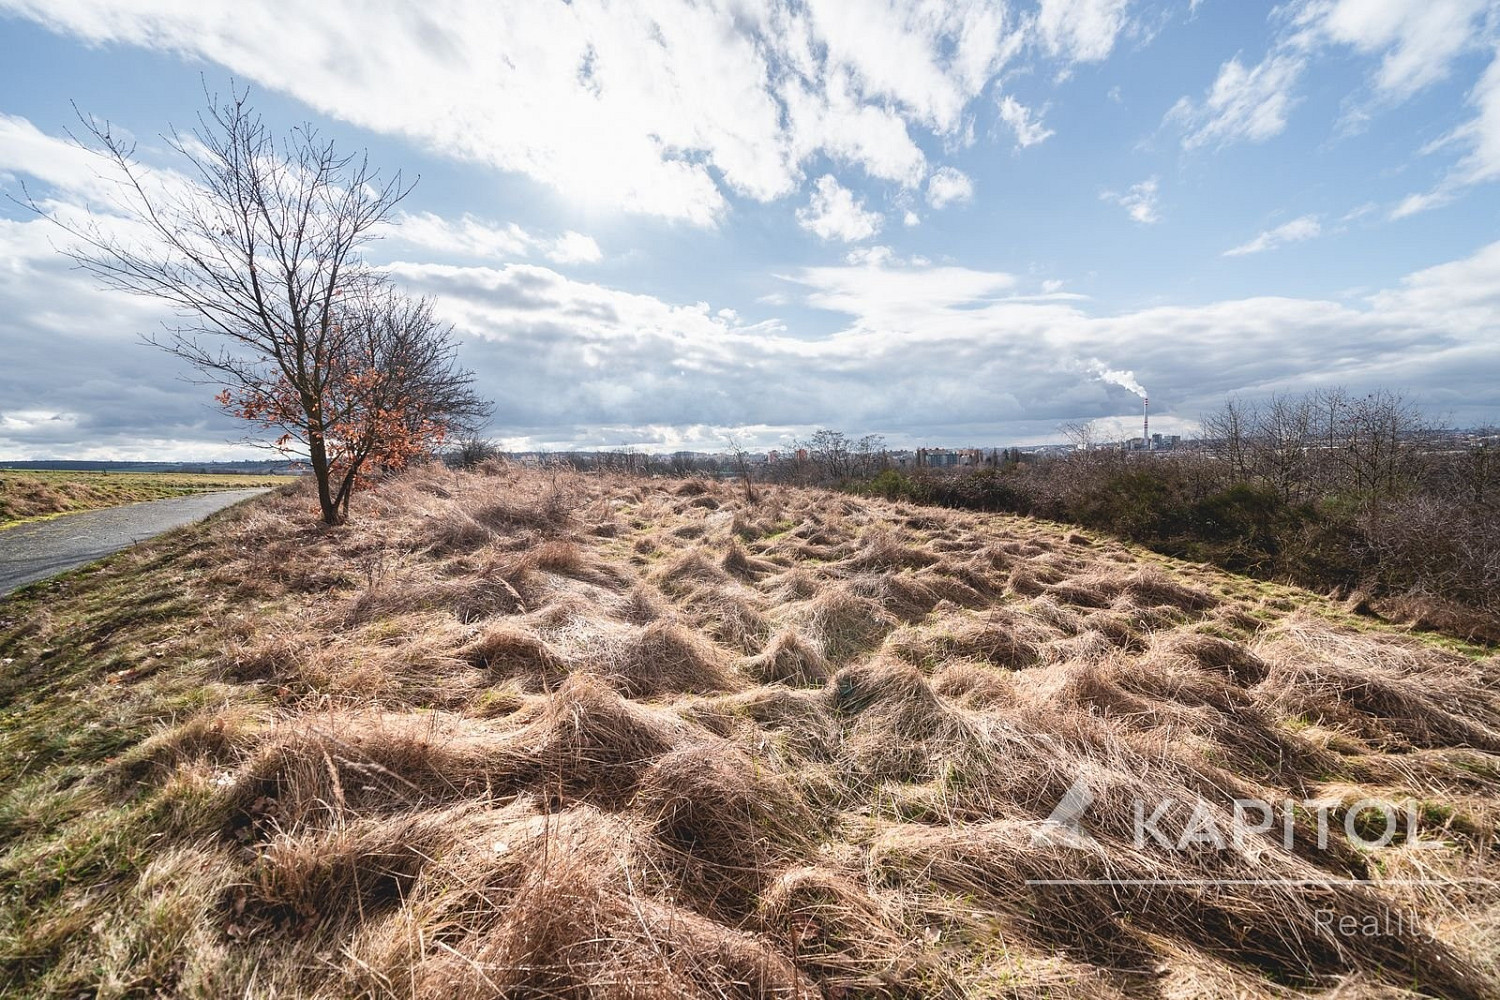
[
  {"x1": 724, "y1": 434, "x2": 758, "y2": 503},
  {"x1": 1455, "y1": 430, "x2": 1499, "y2": 508},
  {"x1": 804, "y1": 429, "x2": 853, "y2": 484},
  {"x1": 32, "y1": 88, "x2": 485, "y2": 524},
  {"x1": 1200, "y1": 396, "x2": 1254, "y2": 482},
  {"x1": 1059, "y1": 419, "x2": 1098, "y2": 453},
  {"x1": 450, "y1": 434, "x2": 500, "y2": 470},
  {"x1": 1254, "y1": 392, "x2": 1314, "y2": 503},
  {"x1": 1339, "y1": 390, "x2": 1428, "y2": 505},
  {"x1": 852, "y1": 433, "x2": 888, "y2": 479},
  {"x1": 299, "y1": 281, "x2": 488, "y2": 517}
]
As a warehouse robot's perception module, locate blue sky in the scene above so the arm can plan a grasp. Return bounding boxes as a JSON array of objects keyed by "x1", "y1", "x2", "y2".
[{"x1": 1, "y1": 0, "x2": 1498, "y2": 458}]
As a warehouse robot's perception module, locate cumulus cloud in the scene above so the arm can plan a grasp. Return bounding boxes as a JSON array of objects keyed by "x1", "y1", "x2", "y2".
[
  {"x1": 545, "y1": 231, "x2": 603, "y2": 265},
  {"x1": 1035, "y1": 0, "x2": 1131, "y2": 63},
  {"x1": 0, "y1": 0, "x2": 1046, "y2": 225},
  {"x1": 997, "y1": 95, "x2": 1055, "y2": 148},
  {"x1": 1309, "y1": 0, "x2": 1489, "y2": 100},
  {"x1": 0, "y1": 210, "x2": 257, "y2": 460},
  {"x1": 926, "y1": 166, "x2": 975, "y2": 208},
  {"x1": 844, "y1": 245, "x2": 897, "y2": 267},
  {"x1": 5, "y1": 172, "x2": 1500, "y2": 454},
  {"x1": 366, "y1": 240, "x2": 1500, "y2": 448},
  {"x1": 796, "y1": 175, "x2": 883, "y2": 242},
  {"x1": 1224, "y1": 215, "x2": 1322, "y2": 256},
  {"x1": 1101, "y1": 176, "x2": 1160, "y2": 223}
]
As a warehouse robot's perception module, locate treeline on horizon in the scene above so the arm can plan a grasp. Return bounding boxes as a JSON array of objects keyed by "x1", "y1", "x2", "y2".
[
  {"x1": 852, "y1": 389, "x2": 1497, "y2": 643},
  {"x1": 453, "y1": 388, "x2": 1498, "y2": 642}
]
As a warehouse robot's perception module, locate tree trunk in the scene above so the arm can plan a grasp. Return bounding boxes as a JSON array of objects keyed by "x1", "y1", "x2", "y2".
[{"x1": 307, "y1": 433, "x2": 341, "y2": 525}]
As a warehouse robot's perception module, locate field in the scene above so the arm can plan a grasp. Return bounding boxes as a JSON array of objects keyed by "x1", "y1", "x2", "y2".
[
  {"x1": 0, "y1": 469, "x2": 297, "y2": 527},
  {"x1": 1, "y1": 462, "x2": 1498, "y2": 998}
]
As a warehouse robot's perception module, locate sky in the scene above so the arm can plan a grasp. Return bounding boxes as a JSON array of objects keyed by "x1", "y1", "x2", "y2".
[{"x1": 1, "y1": 0, "x2": 1498, "y2": 459}]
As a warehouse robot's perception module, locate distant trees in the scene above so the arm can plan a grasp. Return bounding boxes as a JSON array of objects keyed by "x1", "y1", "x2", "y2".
[
  {"x1": 795, "y1": 429, "x2": 888, "y2": 485},
  {"x1": 41, "y1": 88, "x2": 488, "y2": 524},
  {"x1": 852, "y1": 434, "x2": 888, "y2": 479},
  {"x1": 804, "y1": 429, "x2": 854, "y2": 484},
  {"x1": 1059, "y1": 419, "x2": 1099, "y2": 453},
  {"x1": 449, "y1": 435, "x2": 502, "y2": 471},
  {"x1": 1452, "y1": 430, "x2": 1498, "y2": 507},
  {"x1": 1201, "y1": 388, "x2": 1429, "y2": 510},
  {"x1": 840, "y1": 389, "x2": 1497, "y2": 638}
]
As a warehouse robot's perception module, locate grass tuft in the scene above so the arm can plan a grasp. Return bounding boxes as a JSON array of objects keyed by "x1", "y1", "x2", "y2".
[{"x1": 2, "y1": 465, "x2": 1498, "y2": 998}]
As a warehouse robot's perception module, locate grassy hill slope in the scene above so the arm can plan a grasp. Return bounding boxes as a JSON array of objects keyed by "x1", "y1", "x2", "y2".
[{"x1": 1, "y1": 463, "x2": 1497, "y2": 998}]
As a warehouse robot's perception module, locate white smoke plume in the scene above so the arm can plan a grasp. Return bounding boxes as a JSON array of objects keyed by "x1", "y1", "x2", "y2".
[{"x1": 1088, "y1": 359, "x2": 1147, "y2": 398}]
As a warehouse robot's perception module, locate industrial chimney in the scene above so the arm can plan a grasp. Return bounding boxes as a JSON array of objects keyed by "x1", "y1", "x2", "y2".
[{"x1": 1143, "y1": 395, "x2": 1150, "y2": 451}]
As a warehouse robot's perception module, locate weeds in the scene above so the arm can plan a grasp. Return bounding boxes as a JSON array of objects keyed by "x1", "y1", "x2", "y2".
[{"x1": 1, "y1": 462, "x2": 1498, "y2": 997}]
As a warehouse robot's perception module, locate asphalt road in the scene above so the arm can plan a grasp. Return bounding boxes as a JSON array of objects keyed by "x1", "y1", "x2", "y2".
[{"x1": 0, "y1": 489, "x2": 271, "y2": 597}]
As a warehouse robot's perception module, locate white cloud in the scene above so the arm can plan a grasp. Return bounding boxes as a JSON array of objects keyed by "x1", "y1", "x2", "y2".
[
  {"x1": 0, "y1": 113, "x2": 120, "y2": 204},
  {"x1": 392, "y1": 212, "x2": 534, "y2": 259},
  {"x1": 844, "y1": 245, "x2": 897, "y2": 267},
  {"x1": 1035, "y1": 0, "x2": 1131, "y2": 63},
  {"x1": 348, "y1": 211, "x2": 609, "y2": 267},
  {"x1": 903, "y1": 209, "x2": 922, "y2": 227},
  {"x1": 1101, "y1": 176, "x2": 1160, "y2": 224},
  {"x1": 1170, "y1": 0, "x2": 1491, "y2": 157},
  {"x1": 0, "y1": 0, "x2": 1043, "y2": 225},
  {"x1": 0, "y1": 114, "x2": 607, "y2": 275},
  {"x1": 6, "y1": 158, "x2": 1500, "y2": 453},
  {"x1": 926, "y1": 165, "x2": 974, "y2": 208},
  {"x1": 1392, "y1": 45, "x2": 1500, "y2": 217},
  {"x1": 545, "y1": 231, "x2": 603, "y2": 265},
  {"x1": 1390, "y1": 189, "x2": 1453, "y2": 219},
  {"x1": 796, "y1": 175, "x2": 883, "y2": 242},
  {"x1": 842, "y1": 245, "x2": 938, "y2": 268},
  {"x1": 1223, "y1": 215, "x2": 1322, "y2": 256},
  {"x1": 0, "y1": 207, "x2": 260, "y2": 461},
  {"x1": 1169, "y1": 53, "x2": 1305, "y2": 149},
  {"x1": 1310, "y1": 0, "x2": 1489, "y2": 100},
  {"x1": 374, "y1": 239, "x2": 1500, "y2": 447},
  {"x1": 798, "y1": 0, "x2": 1021, "y2": 134},
  {"x1": 779, "y1": 73, "x2": 929, "y2": 188},
  {"x1": 997, "y1": 95, "x2": 1055, "y2": 148},
  {"x1": 0, "y1": 111, "x2": 206, "y2": 235},
  {"x1": 785, "y1": 259, "x2": 1018, "y2": 329},
  {"x1": 0, "y1": 409, "x2": 79, "y2": 433}
]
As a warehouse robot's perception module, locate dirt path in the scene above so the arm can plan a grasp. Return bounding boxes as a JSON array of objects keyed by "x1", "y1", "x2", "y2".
[{"x1": 0, "y1": 489, "x2": 270, "y2": 596}]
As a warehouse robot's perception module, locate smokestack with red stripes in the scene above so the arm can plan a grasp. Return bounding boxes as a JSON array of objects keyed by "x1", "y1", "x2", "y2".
[{"x1": 1144, "y1": 394, "x2": 1149, "y2": 450}]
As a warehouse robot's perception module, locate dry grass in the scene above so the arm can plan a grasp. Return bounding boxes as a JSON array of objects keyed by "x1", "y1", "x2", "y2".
[
  {"x1": 1, "y1": 460, "x2": 1499, "y2": 998},
  {"x1": 0, "y1": 468, "x2": 293, "y2": 525}
]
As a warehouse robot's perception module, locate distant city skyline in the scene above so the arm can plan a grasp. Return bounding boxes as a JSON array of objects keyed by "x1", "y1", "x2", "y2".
[{"x1": 2, "y1": 0, "x2": 1499, "y2": 460}]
